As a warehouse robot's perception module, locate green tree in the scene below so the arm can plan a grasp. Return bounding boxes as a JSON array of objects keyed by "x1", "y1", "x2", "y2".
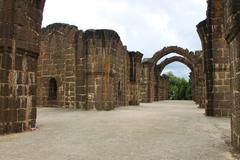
[{"x1": 166, "y1": 72, "x2": 192, "y2": 100}]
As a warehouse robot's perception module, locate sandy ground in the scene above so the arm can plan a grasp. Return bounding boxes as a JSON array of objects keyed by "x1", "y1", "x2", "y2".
[{"x1": 0, "y1": 101, "x2": 237, "y2": 160}]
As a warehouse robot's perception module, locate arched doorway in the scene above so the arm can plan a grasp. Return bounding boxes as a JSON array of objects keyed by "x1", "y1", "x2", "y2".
[
  {"x1": 156, "y1": 57, "x2": 194, "y2": 101},
  {"x1": 140, "y1": 46, "x2": 204, "y2": 104},
  {"x1": 48, "y1": 78, "x2": 57, "y2": 100}
]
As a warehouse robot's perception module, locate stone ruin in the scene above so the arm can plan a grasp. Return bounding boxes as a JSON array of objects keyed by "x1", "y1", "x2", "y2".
[
  {"x1": 37, "y1": 23, "x2": 203, "y2": 110},
  {"x1": 1, "y1": 0, "x2": 240, "y2": 152},
  {"x1": 37, "y1": 23, "x2": 144, "y2": 110}
]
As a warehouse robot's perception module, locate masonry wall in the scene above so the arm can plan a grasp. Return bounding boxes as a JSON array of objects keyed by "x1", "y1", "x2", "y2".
[
  {"x1": 197, "y1": 20, "x2": 208, "y2": 109},
  {"x1": 37, "y1": 23, "x2": 142, "y2": 110},
  {"x1": 195, "y1": 51, "x2": 206, "y2": 108},
  {"x1": 152, "y1": 70, "x2": 168, "y2": 101},
  {"x1": 128, "y1": 52, "x2": 143, "y2": 105},
  {"x1": 0, "y1": 0, "x2": 45, "y2": 134},
  {"x1": 158, "y1": 75, "x2": 168, "y2": 100},
  {"x1": 229, "y1": 32, "x2": 240, "y2": 150},
  {"x1": 203, "y1": 0, "x2": 231, "y2": 117},
  {"x1": 37, "y1": 24, "x2": 80, "y2": 108},
  {"x1": 140, "y1": 61, "x2": 152, "y2": 103},
  {"x1": 224, "y1": 0, "x2": 240, "y2": 150}
]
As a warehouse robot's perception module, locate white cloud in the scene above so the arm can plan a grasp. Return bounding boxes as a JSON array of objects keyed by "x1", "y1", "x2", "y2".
[
  {"x1": 42, "y1": 0, "x2": 206, "y2": 78},
  {"x1": 191, "y1": 0, "x2": 207, "y2": 5},
  {"x1": 162, "y1": 62, "x2": 191, "y2": 80}
]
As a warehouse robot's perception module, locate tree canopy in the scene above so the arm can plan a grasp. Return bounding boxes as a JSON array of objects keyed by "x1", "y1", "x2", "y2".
[{"x1": 166, "y1": 72, "x2": 192, "y2": 100}]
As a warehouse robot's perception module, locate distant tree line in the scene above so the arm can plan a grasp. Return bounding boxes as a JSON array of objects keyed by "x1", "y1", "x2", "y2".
[{"x1": 166, "y1": 72, "x2": 192, "y2": 100}]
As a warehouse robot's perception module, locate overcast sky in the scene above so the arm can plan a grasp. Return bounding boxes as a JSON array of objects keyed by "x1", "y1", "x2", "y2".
[{"x1": 42, "y1": 0, "x2": 207, "y2": 79}]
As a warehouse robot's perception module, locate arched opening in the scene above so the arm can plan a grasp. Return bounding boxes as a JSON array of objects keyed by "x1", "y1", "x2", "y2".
[
  {"x1": 118, "y1": 81, "x2": 121, "y2": 96},
  {"x1": 143, "y1": 46, "x2": 198, "y2": 103},
  {"x1": 151, "y1": 46, "x2": 194, "y2": 67},
  {"x1": 48, "y1": 78, "x2": 57, "y2": 100},
  {"x1": 160, "y1": 62, "x2": 192, "y2": 100}
]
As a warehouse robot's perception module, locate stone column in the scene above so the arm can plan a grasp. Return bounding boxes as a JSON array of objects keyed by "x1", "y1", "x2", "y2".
[
  {"x1": 197, "y1": 20, "x2": 208, "y2": 109},
  {"x1": 141, "y1": 59, "x2": 150, "y2": 103},
  {"x1": 143, "y1": 60, "x2": 154, "y2": 102},
  {"x1": 196, "y1": 52, "x2": 206, "y2": 108},
  {"x1": 0, "y1": 0, "x2": 45, "y2": 134},
  {"x1": 128, "y1": 51, "x2": 143, "y2": 105},
  {"x1": 224, "y1": 0, "x2": 240, "y2": 150},
  {"x1": 163, "y1": 75, "x2": 169, "y2": 100},
  {"x1": 190, "y1": 72, "x2": 195, "y2": 102},
  {"x1": 84, "y1": 30, "x2": 121, "y2": 110},
  {"x1": 153, "y1": 69, "x2": 159, "y2": 101},
  {"x1": 204, "y1": 0, "x2": 231, "y2": 116}
]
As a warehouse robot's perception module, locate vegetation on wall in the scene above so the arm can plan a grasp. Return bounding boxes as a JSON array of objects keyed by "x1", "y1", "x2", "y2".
[{"x1": 166, "y1": 72, "x2": 192, "y2": 100}]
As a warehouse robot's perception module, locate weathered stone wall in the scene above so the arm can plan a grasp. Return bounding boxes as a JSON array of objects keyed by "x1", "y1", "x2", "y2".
[
  {"x1": 194, "y1": 51, "x2": 206, "y2": 108},
  {"x1": 0, "y1": 0, "x2": 45, "y2": 134},
  {"x1": 84, "y1": 29, "x2": 121, "y2": 110},
  {"x1": 202, "y1": 0, "x2": 231, "y2": 117},
  {"x1": 37, "y1": 23, "x2": 142, "y2": 110},
  {"x1": 153, "y1": 69, "x2": 169, "y2": 101},
  {"x1": 141, "y1": 46, "x2": 204, "y2": 105},
  {"x1": 158, "y1": 75, "x2": 168, "y2": 100},
  {"x1": 153, "y1": 68, "x2": 160, "y2": 101},
  {"x1": 128, "y1": 51, "x2": 143, "y2": 105},
  {"x1": 37, "y1": 24, "x2": 80, "y2": 108},
  {"x1": 198, "y1": 0, "x2": 240, "y2": 150},
  {"x1": 224, "y1": 0, "x2": 240, "y2": 150},
  {"x1": 140, "y1": 60, "x2": 152, "y2": 103},
  {"x1": 197, "y1": 20, "x2": 208, "y2": 109},
  {"x1": 229, "y1": 32, "x2": 240, "y2": 150}
]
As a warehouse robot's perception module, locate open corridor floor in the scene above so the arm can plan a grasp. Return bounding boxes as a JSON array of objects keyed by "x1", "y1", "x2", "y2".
[{"x1": 0, "y1": 101, "x2": 236, "y2": 160}]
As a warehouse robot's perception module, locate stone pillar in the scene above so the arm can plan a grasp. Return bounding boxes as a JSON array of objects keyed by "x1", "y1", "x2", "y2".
[
  {"x1": 224, "y1": 0, "x2": 240, "y2": 150},
  {"x1": 128, "y1": 51, "x2": 143, "y2": 105},
  {"x1": 113, "y1": 46, "x2": 129, "y2": 107},
  {"x1": 84, "y1": 30, "x2": 120, "y2": 110},
  {"x1": 204, "y1": 0, "x2": 231, "y2": 116},
  {"x1": 197, "y1": 20, "x2": 208, "y2": 109},
  {"x1": 163, "y1": 75, "x2": 169, "y2": 100},
  {"x1": 190, "y1": 72, "x2": 195, "y2": 102},
  {"x1": 0, "y1": 0, "x2": 45, "y2": 134},
  {"x1": 195, "y1": 52, "x2": 206, "y2": 108},
  {"x1": 158, "y1": 75, "x2": 168, "y2": 100},
  {"x1": 140, "y1": 60, "x2": 154, "y2": 103},
  {"x1": 153, "y1": 68, "x2": 159, "y2": 101}
]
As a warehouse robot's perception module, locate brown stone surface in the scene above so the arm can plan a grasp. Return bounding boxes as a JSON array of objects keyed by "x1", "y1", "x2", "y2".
[
  {"x1": 140, "y1": 46, "x2": 205, "y2": 106},
  {"x1": 1, "y1": 0, "x2": 240, "y2": 154},
  {"x1": 37, "y1": 23, "x2": 143, "y2": 110},
  {"x1": 224, "y1": 0, "x2": 240, "y2": 151},
  {"x1": 0, "y1": 0, "x2": 45, "y2": 134},
  {"x1": 198, "y1": 0, "x2": 231, "y2": 117},
  {"x1": 197, "y1": 0, "x2": 240, "y2": 151}
]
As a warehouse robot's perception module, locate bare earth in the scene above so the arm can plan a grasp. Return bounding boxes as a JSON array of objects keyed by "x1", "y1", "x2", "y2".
[{"x1": 0, "y1": 101, "x2": 236, "y2": 160}]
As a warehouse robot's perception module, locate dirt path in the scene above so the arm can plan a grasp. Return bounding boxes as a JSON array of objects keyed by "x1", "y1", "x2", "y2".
[{"x1": 0, "y1": 101, "x2": 236, "y2": 160}]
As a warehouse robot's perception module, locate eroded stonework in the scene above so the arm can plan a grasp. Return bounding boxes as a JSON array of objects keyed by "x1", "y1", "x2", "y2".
[
  {"x1": 0, "y1": 0, "x2": 45, "y2": 134},
  {"x1": 139, "y1": 46, "x2": 205, "y2": 106},
  {"x1": 1, "y1": 0, "x2": 240, "y2": 153},
  {"x1": 37, "y1": 23, "x2": 144, "y2": 110},
  {"x1": 197, "y1": 0, "x2": 240, "y2": 150}
]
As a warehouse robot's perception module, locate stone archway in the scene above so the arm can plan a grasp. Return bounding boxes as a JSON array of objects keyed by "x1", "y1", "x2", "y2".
[
  {"x1": 156, "y1": 56, "x2": 194, "y2": 74},
  {"x1": 154, "y1": 56, "x2": 198, "y2": 102},
  {"x1": 1, "y1": 1, "x2": 240, "y2": 153},
  {"x1": 141, "y1": 46, "x2": 200, "y2": 103},
  {"x1": 150, "y1": 46, "x2": 195, "y2": 67}
]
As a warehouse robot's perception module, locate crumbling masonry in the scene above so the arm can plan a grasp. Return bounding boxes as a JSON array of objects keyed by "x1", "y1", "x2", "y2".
[
  {"x1": 1, "y1": 0, "x2": 240, "y2": 152},
  {"x1": 37, "y1": 23, "x2": 143, "y2": 110}
]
